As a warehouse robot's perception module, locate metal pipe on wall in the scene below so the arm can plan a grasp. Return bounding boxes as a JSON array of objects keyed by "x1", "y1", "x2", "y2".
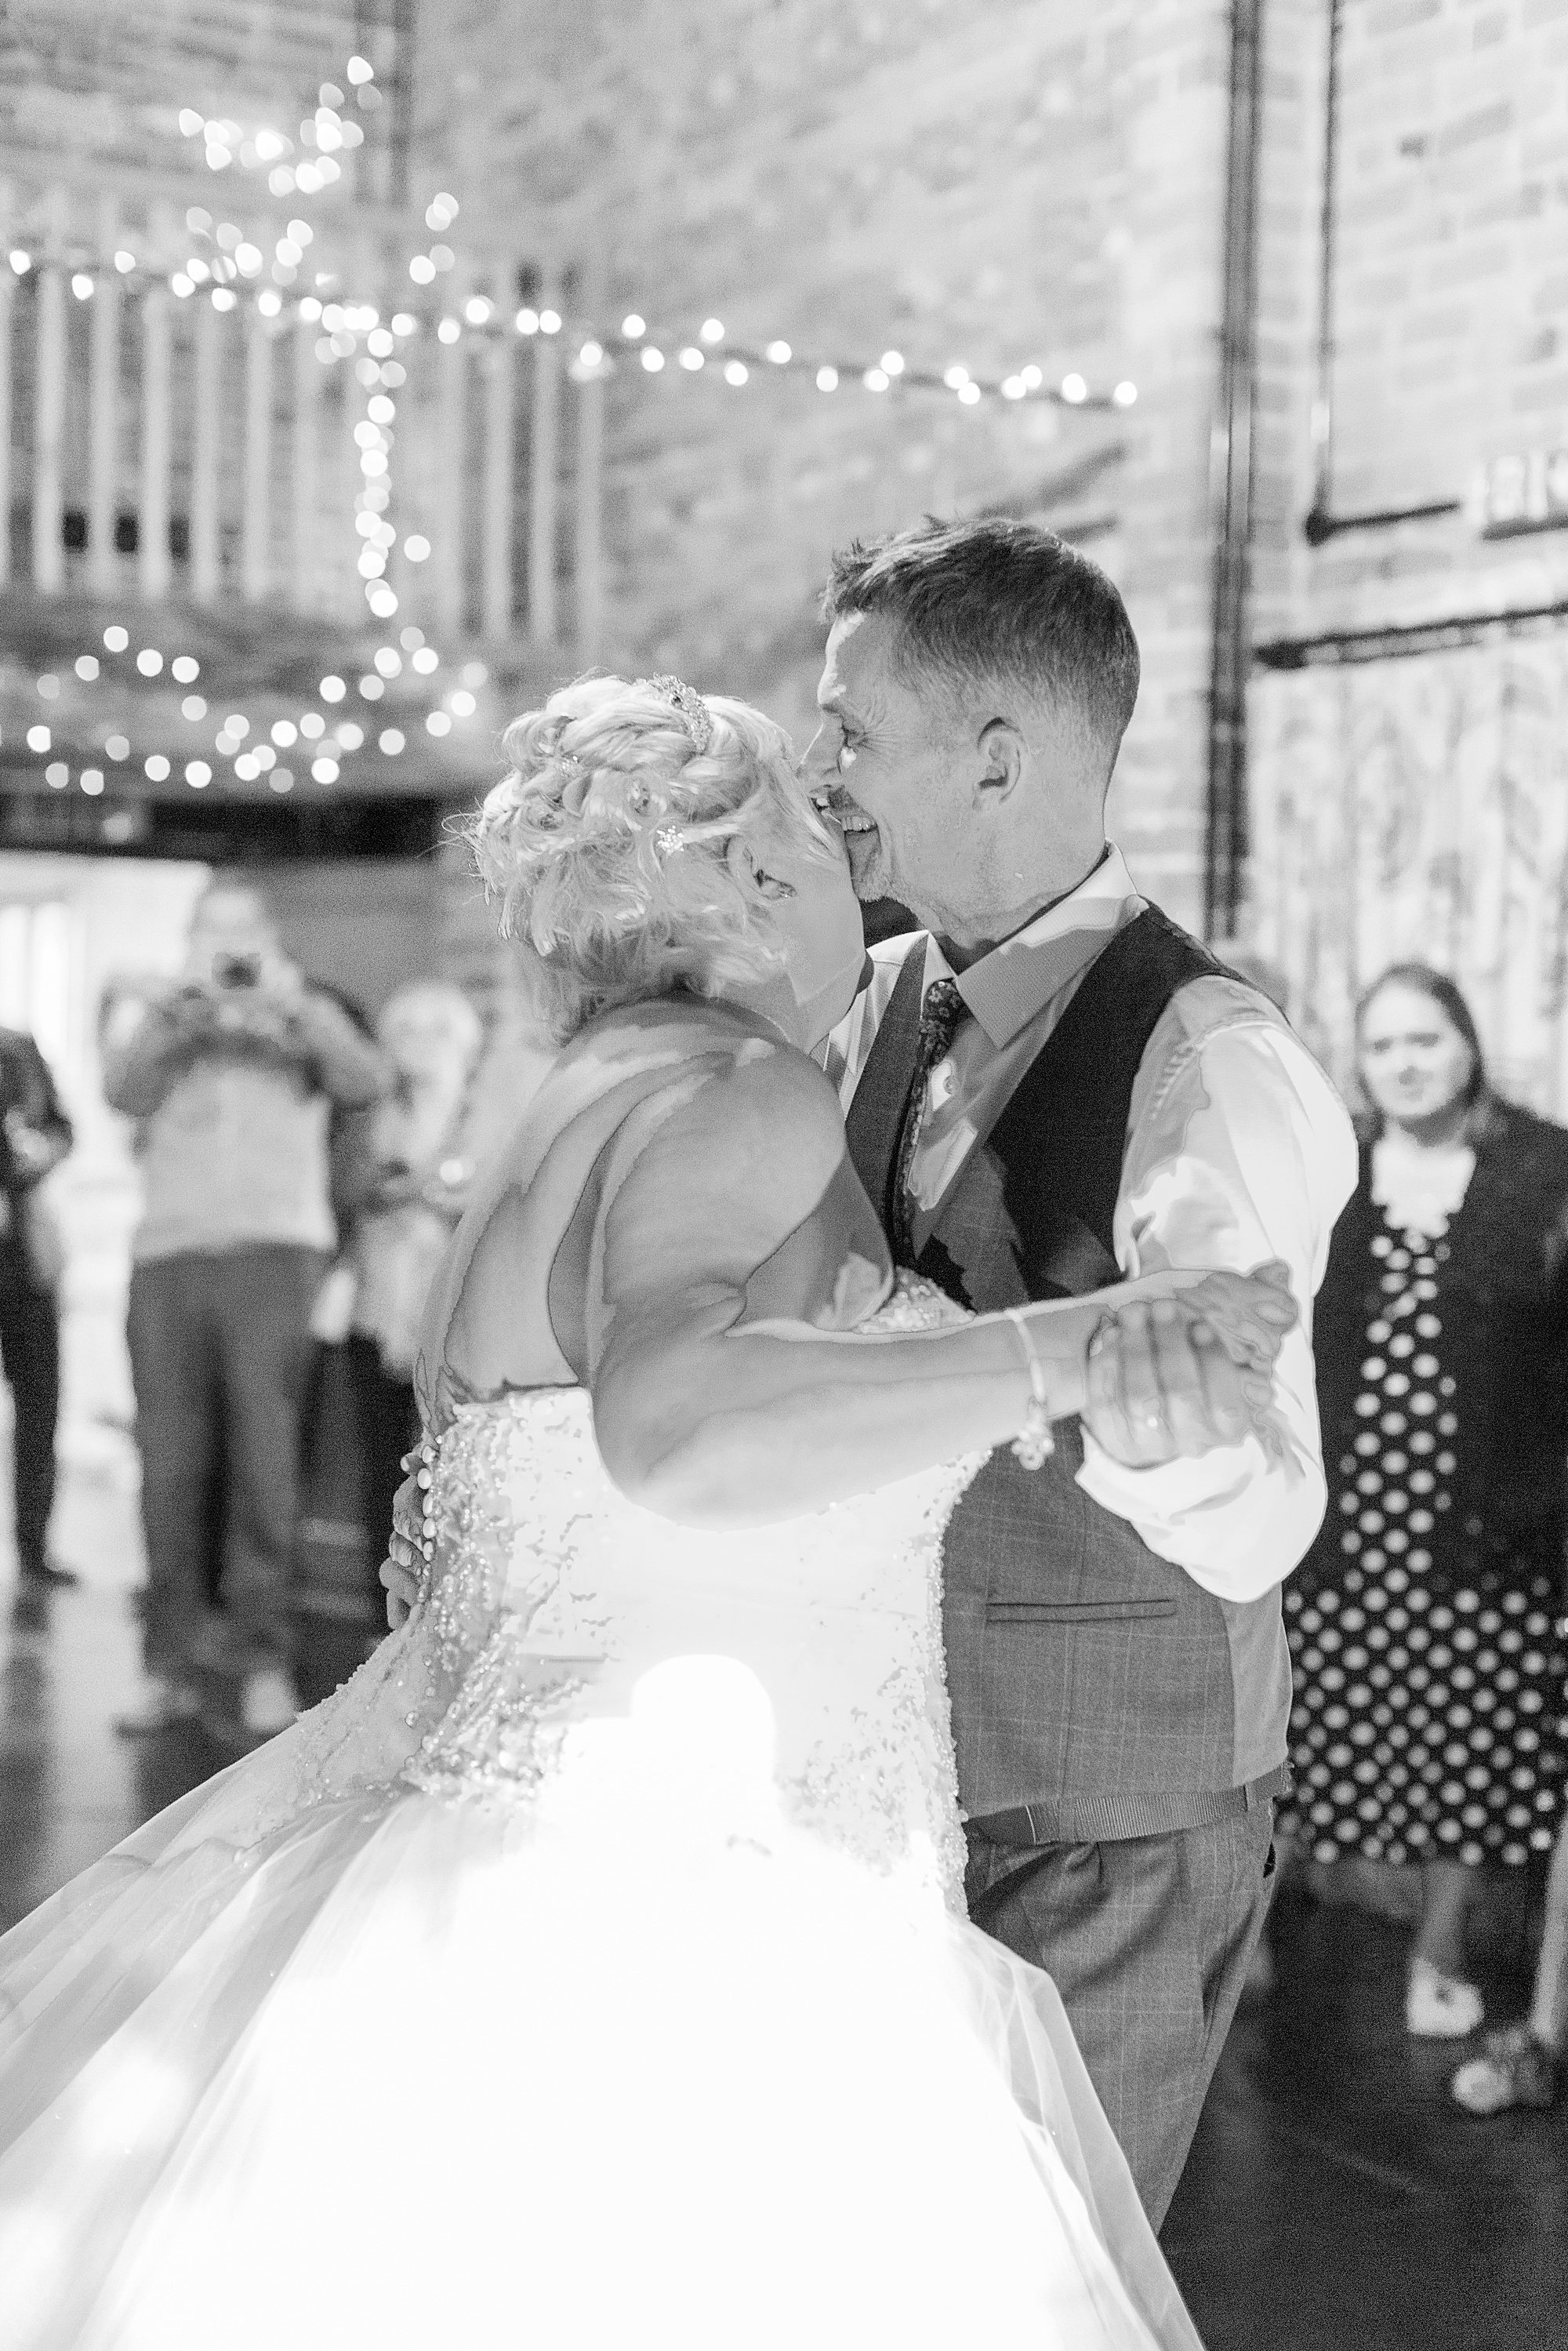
[
  {"x1": 31, "y1": 189, "x2": 67, "y2": 596},
  {"x1": 87, "y1": 191, "x2": 119, "y2": 598},
  {"x1": 1302, "y1": 0, "x2": 1459, "y2": 544},
  {"x1": 1204, "y1": 0, "x2": 1264, "y2": 941}
]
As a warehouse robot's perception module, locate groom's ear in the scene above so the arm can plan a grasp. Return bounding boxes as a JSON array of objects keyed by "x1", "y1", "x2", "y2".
[{"x1": 973, "y1": 718, "x2": 1025, "y2": 808}]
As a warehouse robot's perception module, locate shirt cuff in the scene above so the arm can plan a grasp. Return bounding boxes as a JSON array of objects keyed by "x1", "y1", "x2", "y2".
[{"x1": 1075, "y1": 1426, "x2": 1325, "y2": 1604}]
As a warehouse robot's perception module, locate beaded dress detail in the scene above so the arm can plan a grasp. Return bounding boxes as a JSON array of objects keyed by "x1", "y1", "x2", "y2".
[
  {"x1": 0, "y1": 1318, "x2": 1198, "y2": 2338},
  {"x1": 201, "y1": 1275, "x2": 978, "y2": 1910}
]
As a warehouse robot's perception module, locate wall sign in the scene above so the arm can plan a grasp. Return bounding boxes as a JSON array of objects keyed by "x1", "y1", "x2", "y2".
[{"x1": 1472, "y1": 448, "x2": 1568, "y2": 538}]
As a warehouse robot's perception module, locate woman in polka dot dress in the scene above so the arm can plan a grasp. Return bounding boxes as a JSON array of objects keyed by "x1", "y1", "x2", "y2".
[{"x1": 1279, "y1": 965, "x2": 1568, "y2": 2040}]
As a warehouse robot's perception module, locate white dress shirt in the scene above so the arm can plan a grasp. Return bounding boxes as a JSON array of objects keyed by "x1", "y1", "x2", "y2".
[{"x1": 825, "y1": 845, "x2": 1358, "y2": 1604}]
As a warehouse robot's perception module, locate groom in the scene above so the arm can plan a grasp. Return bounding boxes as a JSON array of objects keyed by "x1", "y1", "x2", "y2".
[{"x1": 805, "y1": 516, "x2": 1356, "y2": 2225}]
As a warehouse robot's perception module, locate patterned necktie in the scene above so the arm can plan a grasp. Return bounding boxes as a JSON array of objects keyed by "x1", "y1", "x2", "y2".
[{"x1": 890, "y1": 976, "x2": 967, "y2": 1266}]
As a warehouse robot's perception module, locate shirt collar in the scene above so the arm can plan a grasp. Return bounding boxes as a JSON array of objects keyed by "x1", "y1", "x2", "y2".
[{"x1": 923, "y1": 844, "x2": 1146, "y2": 1048}]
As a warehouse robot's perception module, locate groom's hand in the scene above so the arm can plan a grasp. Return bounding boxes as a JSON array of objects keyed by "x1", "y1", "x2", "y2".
[{"x1": 1083, "y1": 1299, "x2": 1259, "y2": 1468}]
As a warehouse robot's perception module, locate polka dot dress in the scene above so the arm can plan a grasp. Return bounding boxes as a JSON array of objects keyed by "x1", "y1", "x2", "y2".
[{"x1": 1284, "y1": 1212, "x2": 1568, "y2": 1868}]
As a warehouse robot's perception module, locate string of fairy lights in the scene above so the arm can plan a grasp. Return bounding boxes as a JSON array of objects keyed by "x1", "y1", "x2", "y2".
[
  {"x1": 13, "y1": 628, "x2": 492, "y2": 800},
  {"x1": 7, "y1": 45, "x2": 1138, "y2": 803}
]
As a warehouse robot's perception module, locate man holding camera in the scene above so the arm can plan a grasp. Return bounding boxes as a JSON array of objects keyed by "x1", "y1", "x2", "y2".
[{"x1": 103, "y1": 878, "x2": 385, "y2": 1738}]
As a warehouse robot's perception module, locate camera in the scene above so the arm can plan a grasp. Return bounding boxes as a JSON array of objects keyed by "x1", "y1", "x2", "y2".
[{"x1": 212, "y1": 953, "x2": 263, "y2": 990}]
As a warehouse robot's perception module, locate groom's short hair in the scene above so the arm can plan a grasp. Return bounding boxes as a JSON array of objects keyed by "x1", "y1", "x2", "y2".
[{"x1": 821, "y1": 517, "x2": 1140, "y2": 774}]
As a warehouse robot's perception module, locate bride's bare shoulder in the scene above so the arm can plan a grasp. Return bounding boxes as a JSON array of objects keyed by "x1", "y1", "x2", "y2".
[
  {"x1": 424, "y1": 997, "x2": 845, "y2": 1407},
  {"x1": 590, "y1": 998, "x2": 847, "y2": 1207},
  {"x1": 542, "y1": 995, "x2": 840, "y2": 1138},
  {"x1": 462, "y1": 993, "x2": 847, "y2": 1283}
]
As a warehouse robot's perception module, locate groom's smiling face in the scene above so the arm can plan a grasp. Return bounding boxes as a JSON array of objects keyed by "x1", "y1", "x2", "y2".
[{"x1": 803, "y1": 612, "x2": 956, "y2": 913}]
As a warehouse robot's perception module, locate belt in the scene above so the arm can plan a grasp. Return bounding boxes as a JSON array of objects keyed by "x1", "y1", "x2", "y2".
[{"x1": 971, "y1": 1763, "x2": 1292, "y2": 1849}]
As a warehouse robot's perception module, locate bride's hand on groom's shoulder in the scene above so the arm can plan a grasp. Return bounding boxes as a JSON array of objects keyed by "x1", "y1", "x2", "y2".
[
  {"x1": 1082, "y1": 1262, "x2": 1298, "y2": 1469},
  {"x1": 379, "y1": 1466, "x2": 426, "y2": 1628}
]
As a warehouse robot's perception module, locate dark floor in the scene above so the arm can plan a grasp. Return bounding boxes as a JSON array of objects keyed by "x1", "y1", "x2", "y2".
[{"x1": 3, "y1": 1472, "x2": 1566, "y2": 2348}]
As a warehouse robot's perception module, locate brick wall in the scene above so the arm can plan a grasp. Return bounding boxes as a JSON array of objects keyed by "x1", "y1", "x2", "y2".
[
  {"x1": 1245, "y1": 0, "x2": 1568, "y2": 1088},
  {"x1": 412, "y1": 0, "x2": 1240, "y2": 930},
  {"x1": 1252, "y1": 0, "x2": 1568, "y2": 640}
]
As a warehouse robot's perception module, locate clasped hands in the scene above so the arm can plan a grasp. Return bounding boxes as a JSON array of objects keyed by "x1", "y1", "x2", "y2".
[
  {"x1": 377, "y1": 1260, "x2": 1301, "y2": 1629},
  {"x1": 1080, "y1": 1259, "x2": 1298, "y2": 1470}
]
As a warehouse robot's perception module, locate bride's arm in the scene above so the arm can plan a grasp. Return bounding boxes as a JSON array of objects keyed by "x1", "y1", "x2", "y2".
[{"x1": 589, "y1": 1044, "x2": 1290, "y2": 1530}]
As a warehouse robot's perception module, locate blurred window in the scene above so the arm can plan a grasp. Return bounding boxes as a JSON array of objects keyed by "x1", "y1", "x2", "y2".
[{"x1": 0, "y1": 899, "x2": 77, "y2": 1074}]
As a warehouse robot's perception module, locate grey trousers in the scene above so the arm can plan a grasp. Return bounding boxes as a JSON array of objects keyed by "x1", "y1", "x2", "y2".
[
  {"x1": 128, "y1": 1245, "x2": 325, "y2": 1680},
  {"x1": 964, "y1": 1804, "x2": 1277, "y2": 2228}
]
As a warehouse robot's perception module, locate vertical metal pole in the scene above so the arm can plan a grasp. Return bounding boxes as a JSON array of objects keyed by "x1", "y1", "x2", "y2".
[
  {"x1": 191, "y1": 293, "x2": 222, "y2": 601},
  {"x1": 243, "y1": 302, "x2": 272, "y2": 599},
  {"x1": 0, "y1": 180, "x2": 15, "y2": 593},
  {"x1": 1308, "y1": 0, "x2": 1345, "y2": 534},
  {"x1": 527, "y1": 267, "x2": 561, "y2": 646},
  {"x1": 292, "y1": 311, "x2": 319, "y2": 609},
  {"x1": 481, "y1": 303, "x2": 516, "y2": 642},
  {"x1": 1203, "y1": 0, "x2": 1265, "y2": 941},
  {"x1": 31, "y1": 187, "x2": 67, "y2": 594},
  {"x1": 433, "y1": 272, "x2": 468, "y2": 638},
  {"x1": 138, "y1": 209, "x2": 174, "y2": 603},
  {"x1": 138, "y1": 288, "x2": 172, "y2": 600},
  {"x1": 88, "y1": 192, "x2": 119, "y2": 596},
  {"x1": 574, "y1": 254, "x2": 605, "y2": 664}
]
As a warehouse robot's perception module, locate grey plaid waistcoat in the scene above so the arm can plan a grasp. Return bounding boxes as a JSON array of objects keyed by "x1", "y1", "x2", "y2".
[{"x1": 844, "y1": 908, "x2": 1291, "y2": 1834}]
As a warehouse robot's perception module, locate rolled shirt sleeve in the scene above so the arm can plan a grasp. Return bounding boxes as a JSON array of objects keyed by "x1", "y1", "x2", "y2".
[{"x1": 1075, "y1": 984, "x2": 1359, "y2": 1604}]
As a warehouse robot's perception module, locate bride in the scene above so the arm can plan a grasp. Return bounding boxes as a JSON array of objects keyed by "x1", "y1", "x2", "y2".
[{"x1": 0, "y1": 676, "x2": 1294, "y2": 2350}]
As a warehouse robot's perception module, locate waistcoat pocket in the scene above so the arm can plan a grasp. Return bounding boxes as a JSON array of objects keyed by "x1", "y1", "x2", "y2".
[{"x1": 984, "y1": 1596, "x2": 1179, "y2": 1626}]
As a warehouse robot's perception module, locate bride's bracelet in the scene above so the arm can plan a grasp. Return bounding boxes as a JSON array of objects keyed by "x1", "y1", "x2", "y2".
[{"x1": 1003, "y1": 1307, "x2": 1054, "y2": 1471}]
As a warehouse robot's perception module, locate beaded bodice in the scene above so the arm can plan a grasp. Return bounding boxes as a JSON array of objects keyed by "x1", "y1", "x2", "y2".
[{"x1": 273, "y1": 1279, "x2": 982, "y2": 1910}]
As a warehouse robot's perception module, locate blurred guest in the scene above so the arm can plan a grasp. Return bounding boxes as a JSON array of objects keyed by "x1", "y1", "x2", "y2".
[
  {"x1": 1278, "y1": 965, "x2": 1568, "y2": 2037},
  {"x1": 1452, "y1": 1808, "x2": 1568, "y2": 2112},
  {"x1": 289, "y1": 985, "x2": 383, "y2": 1659},
  {"x1": 455, "y1": 984, "x2": 557, "y2": 1176},
  {"x1": 0, "y1": 1027, "x2": 74, "y2": 1589},
  {"x1": 340, "y1": 982, "x2": 481, "y2": 1575},
  {"x1": 102, "y1": 878, "x2": 385, "y2": 1739}
]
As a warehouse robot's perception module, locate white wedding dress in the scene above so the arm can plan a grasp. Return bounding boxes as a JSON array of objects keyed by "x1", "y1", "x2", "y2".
[{"x1": 0, "y1": 1277, "x2": 1201, "y2": 2351}]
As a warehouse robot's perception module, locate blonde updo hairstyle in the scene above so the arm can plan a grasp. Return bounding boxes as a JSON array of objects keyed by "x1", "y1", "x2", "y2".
[{"x1": 470, "y1": 674, "x2": 829, "y2": 1040}]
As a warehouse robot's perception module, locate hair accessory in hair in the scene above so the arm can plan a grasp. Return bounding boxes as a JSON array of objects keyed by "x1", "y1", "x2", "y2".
[
  {"x1": 653, "y1": 825, "x2": 687, "y2": 857},
  {"x1": 635, "y1": 674, "x2": 713, "y2": 758}
]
